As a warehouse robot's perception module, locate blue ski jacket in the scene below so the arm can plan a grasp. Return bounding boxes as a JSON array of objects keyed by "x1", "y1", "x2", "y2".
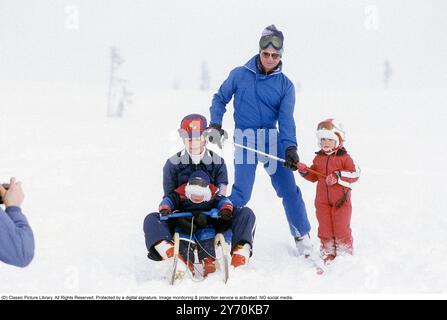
[
  {"x1": 162, "y1": 149, "x2": 228, "y2": 197},
  {"x1": 0, "y1": 206, "x2": 35, "y2": 268},
  {"x1": 210, "y1": 54, "x2": 298, "y2": 149}
]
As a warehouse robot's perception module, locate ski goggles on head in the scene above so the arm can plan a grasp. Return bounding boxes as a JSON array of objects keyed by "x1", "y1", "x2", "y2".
[
  {"x1": 259, "y1": 35, "x2": 283, "y2": 50},
  {"x1": 188, "y1": 177, "x2": 209, "y2": 188}
]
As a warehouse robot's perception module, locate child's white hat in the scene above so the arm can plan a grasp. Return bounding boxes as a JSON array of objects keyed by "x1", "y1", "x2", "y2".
[{"x1": 316, "y1": 119, "x2": 346, "y2": 150}]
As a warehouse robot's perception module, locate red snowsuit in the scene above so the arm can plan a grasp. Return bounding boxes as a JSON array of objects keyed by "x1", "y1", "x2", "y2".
[{"x1": 302, "y1": 148, "x2": 360, "y2": 257}]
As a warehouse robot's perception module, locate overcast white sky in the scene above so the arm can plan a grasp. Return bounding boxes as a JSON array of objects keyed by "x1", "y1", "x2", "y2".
[{"x1": 1, "y1": 0, "x2": 446, "y2": 92}]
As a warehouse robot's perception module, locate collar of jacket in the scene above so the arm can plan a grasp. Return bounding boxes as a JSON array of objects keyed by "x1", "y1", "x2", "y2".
[
  {"x1": 179, "y1": 148, "x2": 213, "y2": 164},
  {"x1": 315, "y1": 147, "x2": 348, "y2": 156},
  {"x1": 244, "y1": 54, "x2": 283, "y2": 76}
]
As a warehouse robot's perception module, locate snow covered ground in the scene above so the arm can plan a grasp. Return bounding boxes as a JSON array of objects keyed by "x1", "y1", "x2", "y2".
[
  {"x1": 1, "y1": 0, "x2": 447, "y2": 298},
  {"x1": 1, "y1": 81, "x2": 446, "y2": 296}
]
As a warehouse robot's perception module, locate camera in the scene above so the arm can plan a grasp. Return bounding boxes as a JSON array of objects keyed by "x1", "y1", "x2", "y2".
[{"x1": 0, "y1": 183, "x2": 10, "y2": 205}]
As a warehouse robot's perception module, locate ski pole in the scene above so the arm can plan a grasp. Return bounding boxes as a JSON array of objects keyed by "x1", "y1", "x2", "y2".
[
  {"x1": 224, "y1": 140, "x2": 327, "y2": 178},
  {"x1": 230, "y1": 140, "x2": 286, "y2": 163}
]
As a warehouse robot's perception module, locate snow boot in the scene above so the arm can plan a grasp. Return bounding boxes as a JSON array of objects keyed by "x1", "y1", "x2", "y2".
[
  {"x1": 295, "y1": 234, "x2": 313, "y2": 257},
  {"x1": 154, "y1": 240, "x2": 174, "y2": 260},
  {"x1": 231, "y1": 243, "x2": 251, "y2": 268},
  {"x1": 323, "y1": 254, "x2": 336, "y2": 265},
  {"x1": 320, "y1": 239, "x2": 336, "y2": 257},
  {"x1": 336, "y1": 239, "x2": 354, "y2": 256},
  {"x1": 202, "y1": 257, "x2": 217, "y2": 277}
]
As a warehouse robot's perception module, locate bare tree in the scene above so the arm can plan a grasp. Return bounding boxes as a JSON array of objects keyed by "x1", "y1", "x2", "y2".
[
  {"x1": 383, "y1": 60, "x2": 393, "y2": 89},
  {"x1": 200, "y1": 60, "x2": 211, "y2": 91},
  {"x1": 107, "y1": 47, "x2": 132, "y2": 117}
]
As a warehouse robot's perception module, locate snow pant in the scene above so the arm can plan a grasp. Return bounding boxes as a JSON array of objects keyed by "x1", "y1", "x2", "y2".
[
  {"x1": 316, "y1": 199, "x2": 353, "y2": 257},
  {"x1": 229, "y1": 129, "x2": 311, "y2": 238},
  {"x1": 143, "y1": 206, "x2": 256, "y2": 261}
]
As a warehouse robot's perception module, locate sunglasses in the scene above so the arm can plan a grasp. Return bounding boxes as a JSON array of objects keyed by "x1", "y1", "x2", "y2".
[
  {"x1": 259, "y1": 35, "x2": 283, "y2": 50},
  {"x1": 261, "y1": 51, "x2": 282, "y2": 60}
]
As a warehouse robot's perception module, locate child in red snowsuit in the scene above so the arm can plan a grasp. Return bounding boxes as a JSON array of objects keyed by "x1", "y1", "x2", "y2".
[{"x1": 298, "y1": 119, "x2": 360, "y2": 264}]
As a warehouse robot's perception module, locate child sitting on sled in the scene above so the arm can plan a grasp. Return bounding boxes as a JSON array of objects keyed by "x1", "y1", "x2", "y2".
[
  {"x1": 155, "y1": 169, "x2": 233, "y2": 278},
  {"x1": 297, "y1": 119, "x2": 360, "y2": 265}
]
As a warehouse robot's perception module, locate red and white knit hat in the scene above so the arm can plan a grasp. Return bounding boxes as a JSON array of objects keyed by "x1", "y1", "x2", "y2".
[
  {"x1": 316, "y1": 119, "x2": 346, "y2": 151},
  {"x1": 185, "y1": 170, "x2": 212, "y2": 203}
]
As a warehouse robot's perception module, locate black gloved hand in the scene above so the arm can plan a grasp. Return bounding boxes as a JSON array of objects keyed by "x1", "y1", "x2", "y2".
[
  {"x1": 219, "y1": 208, "x2": 233, "y2": 221},
  {"x1": 192, "y1": 211, "x2": 208, "y2": 229},
  {"x1": 204, "y1": 124, "x2": 228, "y2": 149},
  {"x1": 284, "y1": 146, "x2": 300, "y2": 171},
  {"x1": 159, "y1": 209, "x2": 171, "y2": 217},
  {"x1": 176, "y1": 211, "x2": 208, "y2": 234},
  {"x1": 213, "y1": 219, "x2": 232, "y2": 234},
  {"x1": 176, "y1": 217, "x2": 196, "y2": 234},
  {"x1": 158, "y1": 204, "x2": 172, "y2": 217}
]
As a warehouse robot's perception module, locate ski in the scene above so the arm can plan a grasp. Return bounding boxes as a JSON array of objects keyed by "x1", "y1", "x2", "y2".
[
  {"x1": 303, "y1": 251, "x2": 325, "y2": 275},
  {"x1": 308, "y1": 257, "x2": 325, "y2": 275}
]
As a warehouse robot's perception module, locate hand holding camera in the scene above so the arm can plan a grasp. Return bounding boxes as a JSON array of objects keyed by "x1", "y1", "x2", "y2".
[{"x1": 0, "y1": 178, "x2": 25, "y2": 207}]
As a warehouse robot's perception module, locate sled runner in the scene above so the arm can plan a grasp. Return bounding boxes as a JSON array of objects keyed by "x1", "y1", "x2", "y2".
[
  {"x1": 161, "y1": 209, "x2": 231, "y2": 285},
  {"x1": 214, "y1": 233, "x2": 230, "y2": 284},
  {"x1": 170, "y1": 232, "x2": 180, "y2": 285}
]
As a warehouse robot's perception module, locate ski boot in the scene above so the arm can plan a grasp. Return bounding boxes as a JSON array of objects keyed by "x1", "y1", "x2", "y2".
[
  {"x1": 154, "y1": 240, "x2": 174, "y2": 260},
  {"x1": 295, "y1": 234, "x2": 313, "y2": 257},
  {"x1": 202, "y1": 257, "x2": 217, "y2": 277}
]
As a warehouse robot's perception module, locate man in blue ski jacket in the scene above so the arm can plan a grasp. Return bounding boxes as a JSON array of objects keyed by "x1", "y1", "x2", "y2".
[
  {"x1": 207, "y1": 25, "x2": 313, "y2": 255},
  {"x1": 0, "y1": 178, "x2": 35, "y2": 268}
]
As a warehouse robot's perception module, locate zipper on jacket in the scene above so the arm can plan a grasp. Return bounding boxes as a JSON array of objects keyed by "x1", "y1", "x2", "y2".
[
  {"x1": 254, "y1": 75, "x2": 265, "y2": 126},
  {"x1": 325, "y1": 155, "x2": 331, "y2": 206}
]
